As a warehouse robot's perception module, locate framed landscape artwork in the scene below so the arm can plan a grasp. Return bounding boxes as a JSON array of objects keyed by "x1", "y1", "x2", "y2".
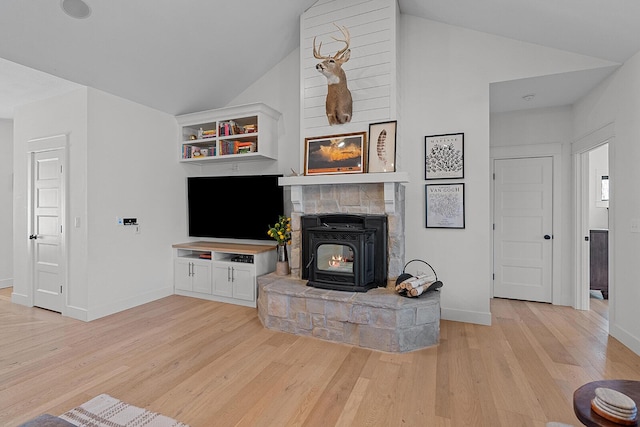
[
  {"x1": 367, "y1": 121, "x2": 397, "y2": 173},
  {"x1": 304, "y1": 132, "x2": 367, "y2": 175},
  {"x1": 425, "y1": 183, "x2": 465, "y2": 229},
  {"x1": 425, "y1": 133, "x2": 464, "y2": 179}
]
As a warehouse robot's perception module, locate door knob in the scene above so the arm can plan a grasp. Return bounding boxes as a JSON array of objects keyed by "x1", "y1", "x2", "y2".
[
  {"x1": 544, "y1": 235, "x2": 551, "y2": 240},
  {"x1": 29, "y1": 234, "x2": 38, "y2": 240}
]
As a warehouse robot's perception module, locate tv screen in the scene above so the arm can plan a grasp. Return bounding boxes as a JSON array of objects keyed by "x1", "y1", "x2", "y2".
[{"x1": 187, "y1": 174, "x2": 284, "y2": 241}]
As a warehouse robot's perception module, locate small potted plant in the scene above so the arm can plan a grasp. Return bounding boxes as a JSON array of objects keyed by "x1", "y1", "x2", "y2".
[{"x1": 267, "y1": 215, "x2": 291, "y2": 275}]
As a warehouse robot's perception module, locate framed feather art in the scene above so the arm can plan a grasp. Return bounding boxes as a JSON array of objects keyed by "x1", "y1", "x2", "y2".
[{"x1": 367, "y1": 121, "x2": 397, "y2": 173}]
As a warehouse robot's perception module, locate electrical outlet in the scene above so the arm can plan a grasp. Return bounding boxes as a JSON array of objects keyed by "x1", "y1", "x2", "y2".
[
  {"x1": 632, "y1": 218, "x2": 640, "y2": 233},
  {"x1": 231, "y1": 163, "x2": 239, "y2": 171}
]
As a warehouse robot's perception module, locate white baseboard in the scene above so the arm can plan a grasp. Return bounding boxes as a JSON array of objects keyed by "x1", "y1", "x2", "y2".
[
  {"x1": 0, "y1": 278, "x2": 13, "y2": 289},
  {"x1": 441, "y1": 307, "x2": 492, "y2": 326},
  {"x1": 64, "y1": 305, "x2": 88, "y2": 321},
  {"x1": 11, "y1": 291, "x2": 30, "y2": 306},
  {"x1": 610, "y1": 323, "x2": 640, "y2": 357},
  {"x1": 84, "y1": 287, "x2": 174, "y2": 321}
]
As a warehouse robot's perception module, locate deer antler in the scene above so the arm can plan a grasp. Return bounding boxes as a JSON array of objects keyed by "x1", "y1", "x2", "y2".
[
  {"x1": 330, "y1": 24, "x2": 350, "y2": 60},
  {"x1": 313, "y1": 37, "x2": 329, "y2": 60},
  {"x1": 313, "y1": 23, "x2": 350, "y2": 60}
]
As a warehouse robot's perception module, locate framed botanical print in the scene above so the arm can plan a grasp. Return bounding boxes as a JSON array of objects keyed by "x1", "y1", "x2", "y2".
[{"x1": 425, "y1": 133, "x2": 464, "y2": 179}]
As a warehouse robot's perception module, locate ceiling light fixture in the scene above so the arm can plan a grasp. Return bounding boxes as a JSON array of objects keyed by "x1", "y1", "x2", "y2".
[
  {"x1": 522, "y1": 94, "x2": 536, "y2": 101},
  {"x1": 61, "y1": 0, "x2": 92, "y2": 19}
]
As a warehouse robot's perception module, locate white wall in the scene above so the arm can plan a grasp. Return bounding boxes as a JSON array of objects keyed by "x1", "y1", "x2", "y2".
[
  {"x1": 573, "y1": 52, "x2": 640, "y2": 355},
  {"x1": 85, "y1": 88, "x2": 183, "y2": 320},
  {"x1": 13, "y1": 87, "x2": 181, "y2": 321},
  {"x1": 0, "y1": 119, "x2": 13, "y2": 289},
  {"x1": 588, "y1": 144, "x2": 609, "y2": 229},
  {"x1": 491, "y1": 106, "x2": 574, "y2": 148},
  {"x1": 399, "y1": 16, "x2": 614, "y2": 324},
  {"x1": 222, "y1": 47, "x2": 301, "y2": 178}
]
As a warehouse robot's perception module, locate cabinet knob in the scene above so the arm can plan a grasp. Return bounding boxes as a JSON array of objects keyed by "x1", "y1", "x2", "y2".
[{"x1": 544, "y1": 235, "x2": 551, "y2": 240}]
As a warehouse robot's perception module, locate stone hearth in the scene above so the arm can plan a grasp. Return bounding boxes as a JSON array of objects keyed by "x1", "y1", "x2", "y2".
[{"x1": 257, "y1": 273, "x2": 440, "y2": 353}]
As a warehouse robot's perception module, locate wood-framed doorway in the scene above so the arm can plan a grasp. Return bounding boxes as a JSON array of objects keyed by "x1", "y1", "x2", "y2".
[{"x1": 572, "y1": 123, "x2": 614, "y2": 318}]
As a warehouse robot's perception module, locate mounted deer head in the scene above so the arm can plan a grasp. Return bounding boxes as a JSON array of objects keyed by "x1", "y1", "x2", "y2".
[{"x1": 313, "y1": 24, "x2": 353, "y2": 125}]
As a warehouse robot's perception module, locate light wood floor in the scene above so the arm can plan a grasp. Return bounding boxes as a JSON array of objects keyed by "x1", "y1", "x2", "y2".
[{"x1": 1, "y1": 288, "x2": 636, "y2": 427}]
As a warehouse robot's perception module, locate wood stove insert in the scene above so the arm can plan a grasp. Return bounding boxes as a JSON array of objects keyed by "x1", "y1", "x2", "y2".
[{"x1": 301, "y1": 214, "x2": 388, "y2": 292}]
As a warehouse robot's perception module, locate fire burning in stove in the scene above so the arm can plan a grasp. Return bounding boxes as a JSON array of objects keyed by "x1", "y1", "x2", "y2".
[
  {"x1": 328, "y1": 248, "x2": 354, "y2": 268},
  {"x1": 329, "y1": 255, "x2": 343, "y2": 268}
]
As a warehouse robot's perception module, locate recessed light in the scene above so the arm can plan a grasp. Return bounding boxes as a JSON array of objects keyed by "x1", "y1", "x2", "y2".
[
  {"x1": 61, "y1": 0, "x2": 92, "y2": 19},
  {"x1": 522, "y1": 94, "x2": 536, "y2": 101}
]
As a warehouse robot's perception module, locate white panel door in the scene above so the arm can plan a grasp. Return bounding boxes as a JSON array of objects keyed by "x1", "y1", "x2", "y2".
[
  {"x1": 31, "y1": 149, "x2": 64, "y2": 312},
  {"x1": 493, "y1": 157, "x2": 553, "y2": 302}
]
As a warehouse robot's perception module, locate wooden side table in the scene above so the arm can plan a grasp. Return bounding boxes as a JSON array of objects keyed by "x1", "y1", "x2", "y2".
[{"x1": 573, "y1": 380, "x2": 640, "y2": 426}]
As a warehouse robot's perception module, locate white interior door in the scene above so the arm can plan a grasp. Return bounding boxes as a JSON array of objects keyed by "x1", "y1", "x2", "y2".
[
  {"x1": 493, "y1": 157, "x2": 553, "y2": 302},
  {"x1": 31, "y1": 149, "x2": 65, "y2": 312}
]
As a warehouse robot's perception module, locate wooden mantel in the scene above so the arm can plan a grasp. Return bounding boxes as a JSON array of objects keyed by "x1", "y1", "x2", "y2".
[{"x1": 279, "y1": 172, "x2": 409, "y2": 213}]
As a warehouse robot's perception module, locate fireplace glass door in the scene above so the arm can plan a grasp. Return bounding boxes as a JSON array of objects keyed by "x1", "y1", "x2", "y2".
[{"x1": 317, "y1": 244, "x2": 354, "y2": 274}]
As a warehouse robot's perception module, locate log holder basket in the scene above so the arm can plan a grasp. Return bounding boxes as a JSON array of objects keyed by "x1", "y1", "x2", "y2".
[{"x1": 395, "y1": 259, "x2": 443, "y2": 296}]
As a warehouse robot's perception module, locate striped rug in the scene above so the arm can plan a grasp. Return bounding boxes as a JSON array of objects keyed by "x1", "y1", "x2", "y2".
[{"x1": 59, "y1": 394, "x2": 189, "y2": 427}]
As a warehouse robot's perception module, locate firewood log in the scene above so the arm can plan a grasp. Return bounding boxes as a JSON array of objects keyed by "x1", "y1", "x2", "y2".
[{"x1": 409, "y1": 281, "x2": 438, "y2": 297}]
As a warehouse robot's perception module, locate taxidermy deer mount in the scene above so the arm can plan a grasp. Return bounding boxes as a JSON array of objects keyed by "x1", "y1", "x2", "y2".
[{"x1": 313, "y1": 24, "x2": 353, "y2": 125}]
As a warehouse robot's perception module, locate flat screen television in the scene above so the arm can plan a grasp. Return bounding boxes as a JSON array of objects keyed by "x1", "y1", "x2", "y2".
[{"x1": 187, "y1": 174, "x2": 284, "y2": 241}]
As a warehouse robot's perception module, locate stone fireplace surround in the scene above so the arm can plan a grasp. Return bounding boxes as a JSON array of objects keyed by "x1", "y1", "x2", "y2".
[
  {"x1": 281, "y1": 172, "x2": 409, "y2": 279},
  {"x1": 255, "y1": 173, "x2": 441, "y2": 353}
]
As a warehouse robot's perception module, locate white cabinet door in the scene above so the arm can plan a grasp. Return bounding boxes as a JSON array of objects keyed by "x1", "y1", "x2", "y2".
[
  {"x1": 212, "y1": 263, "x2": 234, "y2": 297},
  {"x1": 174, "y1": 259, "x2": 193, "y2": 291},
  {"x1": 231, "y1": 265, "x2": 254, "y2": 301},
  {"x1": 213, "y1": 262, "x2": 255, "y2": 301},
  {"x1": 175, "y1": 258, "x2": 211, "y2": 293},
  {"x1": 192, "y1": 260, "x2": 212, "y2": 294}
]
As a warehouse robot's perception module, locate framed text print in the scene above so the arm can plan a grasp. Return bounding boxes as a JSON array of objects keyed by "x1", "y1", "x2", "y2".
[{"x1": 425, "y1": 183, "x2": 465, "y2": 229}]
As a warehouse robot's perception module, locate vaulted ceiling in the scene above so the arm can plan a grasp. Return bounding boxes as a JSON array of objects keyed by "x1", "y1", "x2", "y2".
[{"x1": 1, "y1": 0, "x2": 638, "y2": 119}]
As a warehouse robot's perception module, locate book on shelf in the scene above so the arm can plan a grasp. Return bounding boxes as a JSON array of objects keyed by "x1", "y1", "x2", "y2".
[
  {"x1": 219, "y1": 140, "x2": 256, "y2": 155},
  {"x1": 182, "y1": 145, "x2": 216, "y2": 159},
  {"x1": 201, "y1": 129, "x2": 216, "y2": 139},
  {"x1": 235, "y1": 141, "x2": 255, "y2": 154},
  {"x1": 219, "y1": 120, "x2": 253, "y2": 136}
]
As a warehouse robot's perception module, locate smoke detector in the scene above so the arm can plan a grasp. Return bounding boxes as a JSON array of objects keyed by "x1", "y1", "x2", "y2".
[{"x1": 61, "y1": 0, "x2": 92, "y2": 19}]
